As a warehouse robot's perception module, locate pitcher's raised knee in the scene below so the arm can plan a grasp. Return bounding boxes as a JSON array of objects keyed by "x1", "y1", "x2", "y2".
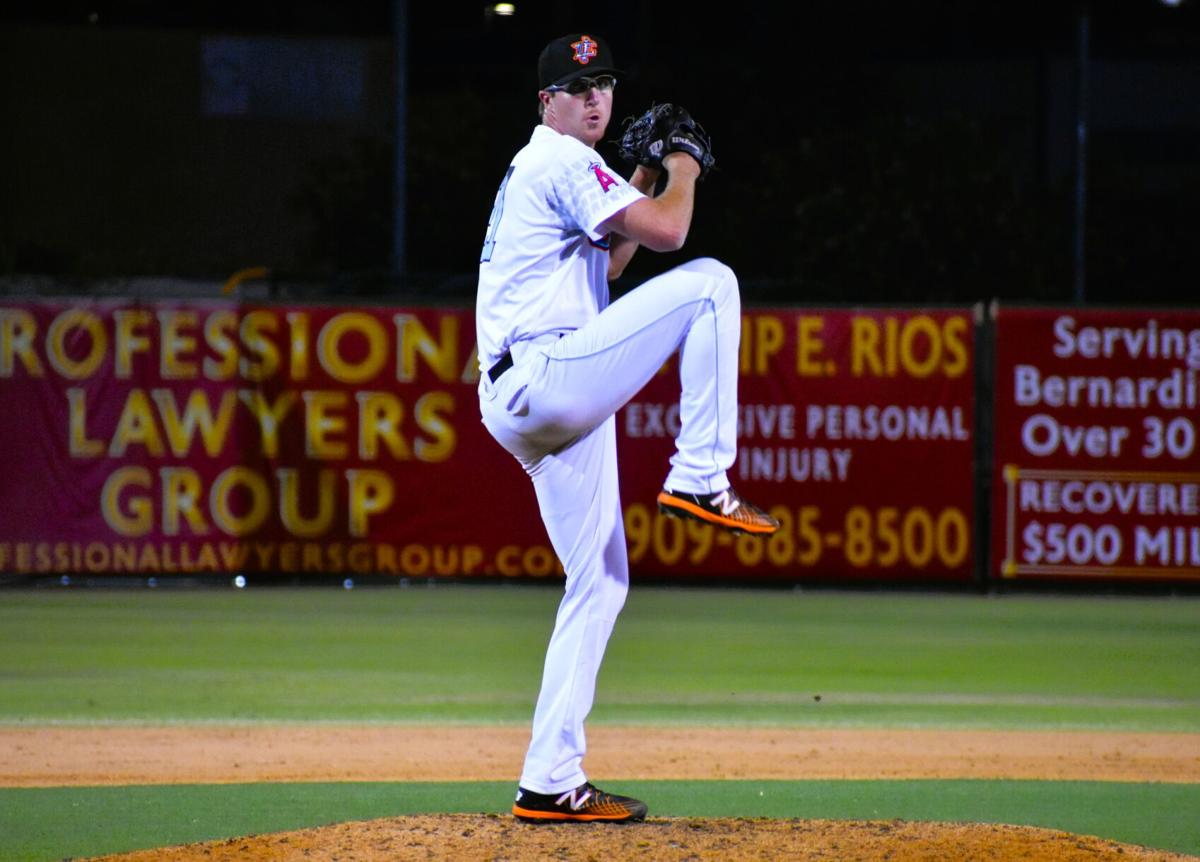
[
  {"x1": 682, "y1": 257, "x2": 738, "y2": 301},
  {"x1": 680, "y1": 256, "x2": 735, "y2": 282}
]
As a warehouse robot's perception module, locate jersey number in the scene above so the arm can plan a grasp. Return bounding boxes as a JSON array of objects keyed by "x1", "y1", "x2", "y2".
[{"x1": 480, "y1": 166, "x2": 515, "y2": 263}]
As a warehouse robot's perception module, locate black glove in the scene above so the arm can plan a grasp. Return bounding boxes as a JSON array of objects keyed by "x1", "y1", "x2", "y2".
[{"x1": 615, "y1": 103, "x2": 716, "y2": 180}]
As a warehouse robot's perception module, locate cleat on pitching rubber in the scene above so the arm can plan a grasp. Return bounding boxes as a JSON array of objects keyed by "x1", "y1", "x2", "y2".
[{"x1": 512, "y1": 782, "x2": 648, "y2": 823}]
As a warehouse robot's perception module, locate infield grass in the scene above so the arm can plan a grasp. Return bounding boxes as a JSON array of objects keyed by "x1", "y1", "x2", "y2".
[
  {"x1": 2, "y1": 780, "x2": 1199, "y2": 861},
  {"x1": 1, "y1": 585, "x2": 1197, "y2": 729}
]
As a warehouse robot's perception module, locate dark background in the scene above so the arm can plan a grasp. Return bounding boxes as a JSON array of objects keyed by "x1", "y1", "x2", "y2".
[{"x1": 2, "y1": 0, "x2": 1198, "y2": 304}]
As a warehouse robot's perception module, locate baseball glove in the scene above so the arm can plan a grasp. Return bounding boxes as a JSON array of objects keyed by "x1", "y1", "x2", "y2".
[{"x1": 615, "y1": 103, "x2": 716, "y2": 180}]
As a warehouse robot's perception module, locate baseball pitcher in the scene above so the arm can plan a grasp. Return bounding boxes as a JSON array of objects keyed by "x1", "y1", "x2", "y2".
[{"x1": 476, "y1": 32, "x2": 780, "y2": 823}]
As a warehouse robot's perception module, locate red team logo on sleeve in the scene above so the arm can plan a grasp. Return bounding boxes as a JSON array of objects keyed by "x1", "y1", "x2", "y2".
[{"x1": 590, "y1": 162, "x2": 618, "y2": 193}]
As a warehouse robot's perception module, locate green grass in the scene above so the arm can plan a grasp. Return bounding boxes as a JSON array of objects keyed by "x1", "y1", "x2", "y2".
[
  {"x1": 2, "y1": 780, "x2": 1198, "y2": 861},
  {"x1": 1, "y1": 586, "x2": 1198, "y2": 859},
  {"x1": 1, "y1": 586, "x2": 1197, "y2": 729}
]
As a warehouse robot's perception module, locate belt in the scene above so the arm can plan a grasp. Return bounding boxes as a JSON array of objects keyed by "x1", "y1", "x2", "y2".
[
  {"x1": 488, "y1": 350, "x2": 513, "y2": 383},
  {"x1": 489, "y1": 332, "x2": 567, "y2": 383}
]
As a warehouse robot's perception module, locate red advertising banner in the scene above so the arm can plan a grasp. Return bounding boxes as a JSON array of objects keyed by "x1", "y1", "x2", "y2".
[
  {"x1": 0, "y1": 300, "x2": 546, "y2": 579},
  {"x1": 617, "y1": 307, "x2": 977, "y2": 581},
  {"x1": 991, "y1": 305, "x2": 1200, "y2": 582},
  {"x1": 0, "y1": 301, "x2": 975, "y2": 582}
]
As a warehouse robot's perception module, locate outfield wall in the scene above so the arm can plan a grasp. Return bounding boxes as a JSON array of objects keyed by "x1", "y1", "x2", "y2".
[{"x1": 0, "y1": 299, "x2": 1196, "y2": 585}]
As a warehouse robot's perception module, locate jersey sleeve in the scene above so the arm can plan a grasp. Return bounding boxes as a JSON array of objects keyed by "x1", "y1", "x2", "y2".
[{"x1": 553, "y1": 145, "x2": 645, "y2": 242}]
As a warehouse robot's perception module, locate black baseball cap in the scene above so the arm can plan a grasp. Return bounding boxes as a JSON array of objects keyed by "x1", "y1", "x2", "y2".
[{"x1": 537, "y1": 33, "x2": 622, "y2": 90}]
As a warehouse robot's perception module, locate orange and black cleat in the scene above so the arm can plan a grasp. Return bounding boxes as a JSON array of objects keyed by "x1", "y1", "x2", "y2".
[
  {"x1": 512, "y1": 782, "x2": 648, "y2": 823},
  {"x1": 657, "y1": 486, "x2": 780, "y2": 536}
]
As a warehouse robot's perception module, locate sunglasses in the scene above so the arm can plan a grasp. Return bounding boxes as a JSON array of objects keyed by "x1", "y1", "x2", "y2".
[{"x1": 547, "y1": 75, "x2": 617, "y2": 96}]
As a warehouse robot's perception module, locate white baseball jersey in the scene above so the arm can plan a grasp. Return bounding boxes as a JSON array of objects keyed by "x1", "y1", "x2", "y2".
[
  {"x1": 475, "y1": 120, "x2": 742, "y2": 799},
  {"x1": 476, "y1": 125, "x2": 644, "y2": 368}
]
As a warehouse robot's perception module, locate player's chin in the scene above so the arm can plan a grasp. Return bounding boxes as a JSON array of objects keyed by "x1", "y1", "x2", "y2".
[{"x1": 583, "y1": 120, "x2": 608, "y2": 145}]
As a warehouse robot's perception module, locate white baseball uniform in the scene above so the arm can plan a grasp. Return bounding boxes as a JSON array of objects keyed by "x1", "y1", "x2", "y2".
[{"x1": 477, "y1": 124, "x2": 741, "y2": 795}]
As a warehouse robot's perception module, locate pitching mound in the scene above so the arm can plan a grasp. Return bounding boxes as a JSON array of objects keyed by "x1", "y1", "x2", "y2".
[{"x1": 88, "y1": 814, "x2": 1197, "y2": 861}]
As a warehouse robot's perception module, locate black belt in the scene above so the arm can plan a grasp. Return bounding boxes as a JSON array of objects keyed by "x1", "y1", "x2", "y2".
[{"x1": 488, "y1": 351, "x2": 513, "y2": 383}]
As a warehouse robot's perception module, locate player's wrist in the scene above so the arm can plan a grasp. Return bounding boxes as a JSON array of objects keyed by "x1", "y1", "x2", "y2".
[
  {"x1": 630, "y1": 164, "x2": 661, "y2": 194},
  {"x1": 663, "y1": 152, "x2": 701, "y2": 177}
]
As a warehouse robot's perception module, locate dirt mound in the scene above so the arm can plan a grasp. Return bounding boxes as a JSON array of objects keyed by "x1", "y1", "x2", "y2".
[{"x1": 87, "y1": 814, "x2": 1198, "y2": 861}]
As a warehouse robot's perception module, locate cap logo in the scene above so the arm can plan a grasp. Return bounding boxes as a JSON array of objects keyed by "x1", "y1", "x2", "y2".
[{"x1": 571, "y1": 35, "x2": 599, "y2": 66}]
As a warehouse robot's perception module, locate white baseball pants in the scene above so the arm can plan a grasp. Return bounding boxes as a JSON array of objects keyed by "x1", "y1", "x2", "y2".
[{"x1": 478, "y1": 257, "x2": 740, "y2": 794}]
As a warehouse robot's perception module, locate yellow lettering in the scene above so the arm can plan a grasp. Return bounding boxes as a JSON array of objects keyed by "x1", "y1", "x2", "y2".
[
  {"x1": 462, "y1": 545, "x2": 484, "y2": 575},
  {"x1": 398, "y1": 544, "x2": 427, "y2": 574},
  {"x1": 375, "y1": 543, "x2": 398, "y2": 574},
  {"x1": 152, "y1": 389, "x2": 237, "y2": 457},
  {"x1": 899, "y1": 315, "x2": 941, "y2": 378},
  {"x1": 67, "y1": 388, "x2": 104, "y2": 457},
  {"x1": 318, "y1": 312, "x2": 388, "y2": 384},
  {"x1": 203, "y1": 310, "x2": 239, "y2": 381},
  {"x1": 113, "y1": 543, "x2": 136, "y2": 570},
  {"x1": 349, "y1": 543, "x2": 373, "y2": 573},
  {"x1": 287, "y1": 312, "x2": 310, "y2": 380},
  {"x1": 160, "y1": 466, "x2": 211, "y2": 536},
  {"x1": 853, "y1": 315, "x2": 965, "y2": 378},
  {"x1": 0, "y1": 309, "x2": 44, "y2": 377},
  {"x1": 111, "y1": 310, "x2": 152, "y2": 378},
  {"x1": 277, "y1": 468, "x2": 336, "y2": 538},
  {"x1": 796, "y1": 316, "x2": 827, "y2": 377},
  {"x1": 395, "y1": 313, "x2": 458, "y2": 383},
  {"x1": 414, "y1": 391, "x2": 455, "y2": 462},
  {"x1": 461, "y1": 343, "x2": 481, "y2": 384},
  {"x1": 101, "y1": 467, "x2": 153, "y2": 537},
  {"x1": 494, "y1": 549, "x2": 518, "y2": 576},
  {"x1": 303, "y1": 391, "x2": 349, "y2": 459},
  {"x1": 943, "y1": 315, "x2": 969, "y2": 378},
  {"x1": 47, "y1": 309, "x2": 107, "y2": 379},
  {"x1": 754, "y1": 315, "x2": 784, "y2": 375},
  {"x1": 253, "y1": 543, "x2": 275, "y2": 568},
  {"x1": 210, "y1": 467, "x2": 271, "y2": 537},
  {"x1": 109, "y1": 389, "x2": 165, "y2": 457},
  {"x1": 356, "y1": 391, "x2": 411, "y2": 460},
  {"x1": 156, "y1": 310, "x2": 199, "y2": 378},
  {"x1": 196, "y1": 542, "x2": 219, "y2": 571},
  {"x1": 85, "y1": 542, "x2": 112, "y2": 571},
  {"x1": 851, "y1": 317, "x2": 883, "y2": 376},
  {"x1": 347, "y1": 469, "x2": 394, "y2": 537},
  {"x1": 239, "y1": 310, "x2": 280, "y2": 381},
  {"x1": 279, "y1": 542, "x2": 299, "y2": 572},
  {"x1": 238, "y1": 389, "x2": 298, "y2": 458},
  {"x1": 137, "y1": 543, "x2": 161, "y2": 572},
  {"x1": 885, "y1": 317, "x2": 900, "y2": 375},
  {"x1": 219, "y1": 542, "x2": 250, "y2": 570},
  {"x1": 327, "y1": 543, "x2": 344, "y2": 570}
]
